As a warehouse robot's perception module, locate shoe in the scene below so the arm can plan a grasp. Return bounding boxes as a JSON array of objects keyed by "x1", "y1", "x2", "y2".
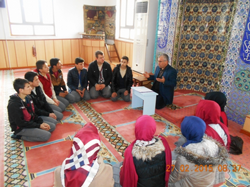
[{"x1": 11, "y1": 134, "x2": 22, "y2": 139}]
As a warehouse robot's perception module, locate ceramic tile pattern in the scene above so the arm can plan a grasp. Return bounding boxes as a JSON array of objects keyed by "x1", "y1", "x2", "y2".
[
  {"x1": 221, "y1": 0, "x2": 250, "y2": 125},
  {"x1": 153, "y1": 0, "x2": 179, "y2": 71}
]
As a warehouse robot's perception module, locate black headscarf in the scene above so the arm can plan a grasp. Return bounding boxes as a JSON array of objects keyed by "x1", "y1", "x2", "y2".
[{"x1": 205, "y1": 91, "x2": 227, "y2": 111}]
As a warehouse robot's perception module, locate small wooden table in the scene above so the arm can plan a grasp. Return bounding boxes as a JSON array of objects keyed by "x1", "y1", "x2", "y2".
[{"x1": 133, "y1": 75, "x2": 153, "y2": 86}]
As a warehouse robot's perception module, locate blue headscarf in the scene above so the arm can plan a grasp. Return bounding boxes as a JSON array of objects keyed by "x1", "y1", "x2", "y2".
[{"x1": 181, "y1": 116, "x2": 206, "y2": 147}]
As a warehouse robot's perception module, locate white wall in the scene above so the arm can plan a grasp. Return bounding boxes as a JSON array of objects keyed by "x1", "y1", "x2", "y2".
[{"x1": 0, "y1": 0, "x2": 116, "y2": 40}]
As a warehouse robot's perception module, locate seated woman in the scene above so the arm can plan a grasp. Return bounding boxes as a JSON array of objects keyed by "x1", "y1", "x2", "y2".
[
  {"x1": 196, "y1": 100, "x2": 231, "y2": 149},
  {"x1": 54, "y1": 123, "x2": 114, "y2": 187},
  {"x1": 120, "y1": 115, "x2": 172, "y2": 187},
  {"x1": 169, "y1": 116, "x2": 228, "y2": 187},
  {"x1": 205, "y1": 91, "x2": 228, "y2": 126}
]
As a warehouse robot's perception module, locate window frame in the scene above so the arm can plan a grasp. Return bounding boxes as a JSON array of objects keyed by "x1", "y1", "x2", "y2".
[
  {"x1": 7, "y1": 0, "x2": 55, "y2": 36},
  {"x1": 119, "y1": 0, "x2": 135, "y2": 40}
]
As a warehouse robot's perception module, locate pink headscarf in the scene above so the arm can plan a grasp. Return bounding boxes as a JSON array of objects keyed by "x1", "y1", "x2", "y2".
[
  {"x1": 196, "y1": 100, "x2": 231, "y2": 149},
  {"x1": 120, "y1": 115, "x2": 172, "y2": 187},
  {"x1": 61, "y1": 123, "x2": 101, "y2": 187}
]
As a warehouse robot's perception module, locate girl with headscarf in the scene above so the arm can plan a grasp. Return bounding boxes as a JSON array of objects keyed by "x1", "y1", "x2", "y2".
[
  {"x1": 196, "y1": 100, "x2": 231, "y2": 149},
  {"x1": 169, "y1": 116, "x2": 228, "y2": 187},
  {"x1": 54, "y1": 122, "x2": 114, "y2": 187},
  {"x1": 205, "y1": 91, "x2": 228, "y2": 127},
  {"x1": 120, "y1": 115, "x2": 172, "y2": 187}
]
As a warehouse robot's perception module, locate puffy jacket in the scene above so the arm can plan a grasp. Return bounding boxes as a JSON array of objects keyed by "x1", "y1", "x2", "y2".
[
  {"x1": 132, "y1": 138, "x2": 166, "y2": 187},
  {"x1": 169, "y1": 136, "x2": 228, "y2": 187},
  {"x1": 111, "y1": 64, "x2": 133, "y2": 94}
]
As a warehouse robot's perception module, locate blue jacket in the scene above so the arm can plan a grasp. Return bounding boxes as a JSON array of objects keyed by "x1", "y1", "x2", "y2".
[
  {"x1": 67, "y1": 67, "x2": 88, "y2": 92},
  {"x1": 149, "y1": 65, "x2": 177, "y2": 104}
]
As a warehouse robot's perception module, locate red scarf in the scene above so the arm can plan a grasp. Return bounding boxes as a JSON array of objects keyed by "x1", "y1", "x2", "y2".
[
  {"x1": 196, "y1": 100, "x2": 231, "y2": 149},
  {"x1": 61, "y1": 123, "x2": 101, "y2": 187},
  {"x1": 120, "y1": 115, "x2": 172, "y2": 187}
]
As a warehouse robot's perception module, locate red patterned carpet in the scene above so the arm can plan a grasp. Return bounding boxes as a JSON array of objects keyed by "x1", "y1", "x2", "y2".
[{"x1": 1, "y1": 67, "x2": 250, "y2": 186}]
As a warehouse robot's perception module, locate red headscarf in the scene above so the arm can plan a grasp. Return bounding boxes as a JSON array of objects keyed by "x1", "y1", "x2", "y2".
[
  {"x1": 120, "y1": 115, "x2": 172, "y2": 187},
  {"x1": 195, "y1": 100, "x2": 231, "y2": 149},
  {"x1": 61, "y1": 123, "x2": 101, "y2": 187}
]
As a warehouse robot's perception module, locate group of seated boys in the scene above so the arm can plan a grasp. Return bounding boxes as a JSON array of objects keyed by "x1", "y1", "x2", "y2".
[{"x1": 7, "y1": 50, "x2": 133, "y2": 141}]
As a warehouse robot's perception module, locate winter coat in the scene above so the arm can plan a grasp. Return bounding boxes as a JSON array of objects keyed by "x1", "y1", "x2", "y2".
[
  {"x1": 132, "y1": 137, "x2": 166, "y2": 187},
  {"x1": 169, "y1": 136, "x2": 228, "y2": 187}
]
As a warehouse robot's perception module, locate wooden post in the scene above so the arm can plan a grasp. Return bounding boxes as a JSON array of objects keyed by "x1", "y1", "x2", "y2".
[{"x1": 240, "y1": 115, "x2": 250, "y2": 137}]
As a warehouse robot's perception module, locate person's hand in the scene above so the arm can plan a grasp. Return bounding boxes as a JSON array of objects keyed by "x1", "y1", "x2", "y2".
[
  {"x1": 143, "y1": 72, "x2": 150, "y2": 79},
  {"x1": 124, "y1": 90, "x2": 129, "y2": 96},
  {"x1": 156, "y1": 76, "x2": 165, "y2": 83},
  {"x1": 95, "y1": 84, "x2": 101, "y2": 91},
  {"x1": 59, "y1": 92, "x2": 66, "y2": 97},
  {"x1": 80, "y1": 89, "x2": 85, "y2": 98},
  {"x1": 111, "y1": 92, "x2": 117, "y2": 98},
  {"x1": 64, "y1": 91, "x2": 69, "y2": 95},
  {"x1": 100, "y1": 84, "x2": 105, "y2": 90},
  {"x1": 49, "y1": 113, "x2": 57, "y2": 119},
  {"x1": 76, "y1": 89, "x2": 82, "y2": 95},
  {"x1": 53, "y1": 99, "x2": 60, "y2": 106},
  {"x1": 40, "y1": 123, "x2": 50, "y2": 131}
]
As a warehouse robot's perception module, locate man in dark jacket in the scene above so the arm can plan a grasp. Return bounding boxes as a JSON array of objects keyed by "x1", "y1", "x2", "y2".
[
  {"x1": 49, "y1": 58, "x2": 75, "y2": 103},
  {"x1": 7, "y1": 78, "x2": 55, "y2": 142},
  {"x1": 67, "y1": 57, "x2": 90, "y2": 102},
  {"x1": 25, "y1": 71, "x2": 63, "y2": 122},
  {"x1": 88, "y1": 51, "x2": 112, "y2": 99},
  {"x1": 111, "y1": 56, "x2": 133, "y2": 102},
  {"x1": 144, "y1": 53, "x2": 177, "y2": 109}
]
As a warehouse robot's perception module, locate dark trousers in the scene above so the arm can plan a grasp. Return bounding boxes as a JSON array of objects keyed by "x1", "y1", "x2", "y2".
[{"x1": 156, "y1": 95, "x2": 166, "y2": 109}]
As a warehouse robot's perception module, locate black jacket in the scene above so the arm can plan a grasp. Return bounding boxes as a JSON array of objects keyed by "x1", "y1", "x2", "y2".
[
  {"x1": 67, "y1": 67, "x2": 88, "y2": 92},
  {"x1": 87, "y1": 60, "x2": 112, "y2": 89},
  {"x1": 30, "y1": 86, "x2": 54, "y2": 116},
  {"x1": 111, "y1": 64, "x2": 133, "y2": 93},
  {"x1": 133, "y1": 151, "x2": 166, "y2": 187},
  {"x1": 7, "y1": 94, "x2": 43, "y2": 134}
]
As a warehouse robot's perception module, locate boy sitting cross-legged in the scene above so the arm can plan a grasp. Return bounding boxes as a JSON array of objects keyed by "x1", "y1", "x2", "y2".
[{"x1": 7, "y1": 78, "x2": 55, "y2": 142}]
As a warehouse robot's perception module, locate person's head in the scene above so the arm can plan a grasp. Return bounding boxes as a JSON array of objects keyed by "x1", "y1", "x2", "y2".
[
  {"x1": 61, "y1": 122, "x2": 100, "y2": 186},
  {"x1": 75, "y1": 57, "x2": 84, "y2": 71},
  {"x1": 95, "y1": 50, "x2": 104, "y2": 64},
  {"x1": 24, "y1": 71, "x2": 40, "y2": 88},
  {"x1": 135, "y1": 115, "x2": 156, "y2": 141},
  {"x1": 205, "y1": 91, "x2": 227, "y2": 111},
  {"x1": 36, "y1": 60, "x2": 49, "y2": 74},
  {"x1": 13, "y1": 78, "x2": 31, "y2": 95},
  {"x1": 195, "y1": 100, "x2": 221, "y2": 125},
  {"x1": 50, "y1": 58, "x2": 62, "y2": 70},
  {"x1": 158, "y1": 54, "x2": 169, "y2": 69},
  {"x1": 181, "y1": 116, "x2": 206, "y2": 147},
  {"x1": 121, "y1": 56, "x2": 129, "y2": 69}
]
